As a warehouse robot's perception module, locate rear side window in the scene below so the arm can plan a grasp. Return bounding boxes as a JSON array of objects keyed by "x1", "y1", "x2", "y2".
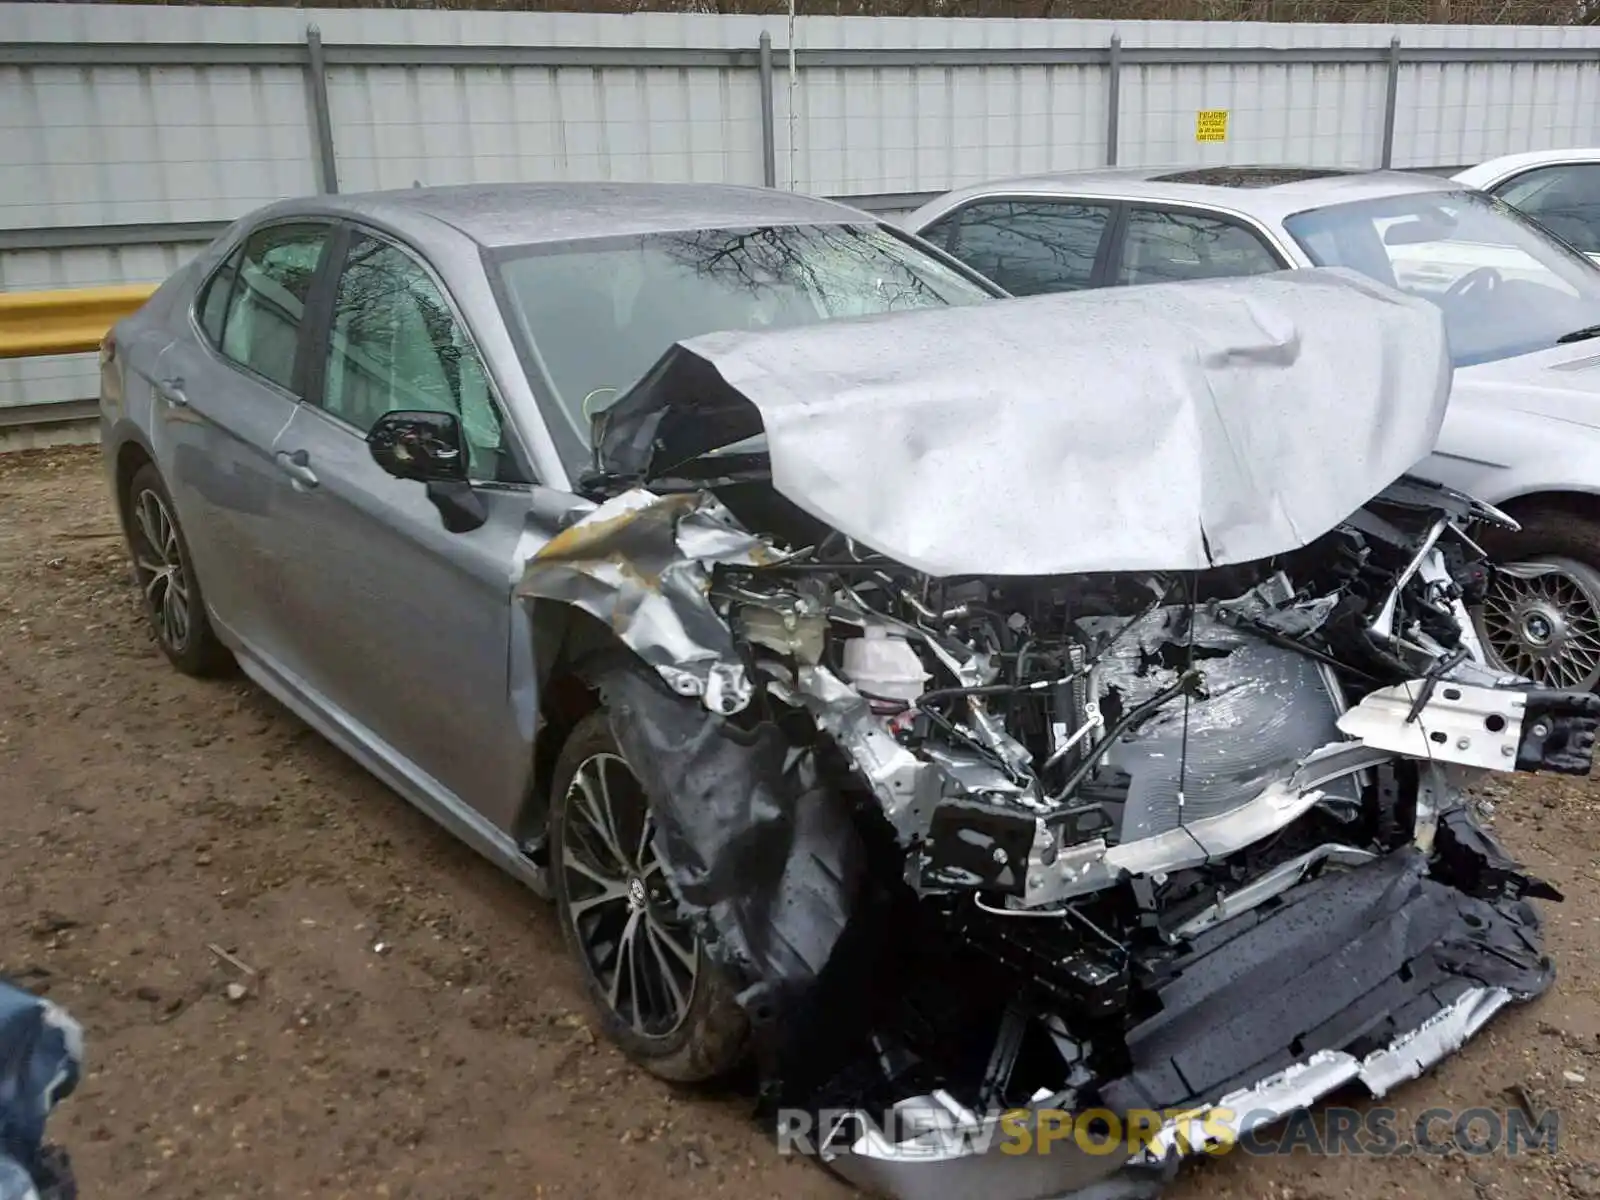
[
  {"x1": 197, "y1": 247, "x2": 242, "y2": 344},
  {"x1": 208, "y1": 223, "x2": 330, "y2": 392},
  {"x1": 1115, "y1": 208, "x2": 1282, "y2": 286},
  {"x1": 923, "y1": 199, "x2": 1112, "y2": 295}
]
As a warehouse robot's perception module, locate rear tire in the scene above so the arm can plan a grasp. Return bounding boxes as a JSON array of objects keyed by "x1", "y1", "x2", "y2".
[
  {"x1": 549, "y1": 708, "x2": 748, "y2": 1082},
  {"x1": 1476, "y1": 509, "x2": 1600, "y2": 691},
  {"x1": 125, "y1": 463, "x2": 232, "y2": 677}
]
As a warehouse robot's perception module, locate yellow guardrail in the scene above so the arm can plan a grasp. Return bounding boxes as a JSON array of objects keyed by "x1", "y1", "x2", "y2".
[{"x1": 0, "y1": 284, "x2": 158, "y2": 360}]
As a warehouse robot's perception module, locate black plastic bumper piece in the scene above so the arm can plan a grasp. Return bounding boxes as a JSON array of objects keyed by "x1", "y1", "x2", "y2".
[
  {"x1": 1102, "y1": 832, "x2": 1553, "y2": 1116},
  {"x1": 1515, "y1": 688, "x2": 1600, "y2": 776}
]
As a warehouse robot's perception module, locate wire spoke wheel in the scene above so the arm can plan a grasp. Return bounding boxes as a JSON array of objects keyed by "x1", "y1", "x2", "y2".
[
  {"x1": 129, "y1": 487, "x2": 191, "y2": 653},
  {"x1": 1475, "y1": 555, "x2": 1600, "y2": 691},
  {"x1": 560, "y1": 752, "x2": 698, "y2": 1039}
]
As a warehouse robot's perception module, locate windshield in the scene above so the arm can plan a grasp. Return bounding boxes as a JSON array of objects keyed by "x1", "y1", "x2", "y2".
[
  {"x1": 493, "y1": 222, "x2": 991, "y2": 466},
  {"x1": 1283, "y1": 189, "x2": 1600, "y2": 368}
]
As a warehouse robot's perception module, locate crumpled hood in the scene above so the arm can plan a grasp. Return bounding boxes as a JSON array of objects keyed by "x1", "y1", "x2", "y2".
[{"x1": 595, "y1": 267, "x2": 1450, "y2": 578}]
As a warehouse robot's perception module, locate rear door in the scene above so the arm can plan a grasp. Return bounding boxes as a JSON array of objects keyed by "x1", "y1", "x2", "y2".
[
  {"x1": 267, "y1": 225, "x2": 539, "y2": 827},
  {"x1": 151, "y1": 220, "x2": 334, "y2": 665}
]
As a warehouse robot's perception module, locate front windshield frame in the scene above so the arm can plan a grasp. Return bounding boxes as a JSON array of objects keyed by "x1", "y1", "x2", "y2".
[
  {"x1": 485, "y1": 221, "x2": 1001, "y2": 475},
  {"x1": 1282, "y1": 187, "x2": 1600, "y2": 368}
]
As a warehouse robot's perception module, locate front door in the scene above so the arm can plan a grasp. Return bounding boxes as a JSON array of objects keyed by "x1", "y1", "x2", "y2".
[{"x1": 268, "y1": 228, "x2": 539, "y2": 832}]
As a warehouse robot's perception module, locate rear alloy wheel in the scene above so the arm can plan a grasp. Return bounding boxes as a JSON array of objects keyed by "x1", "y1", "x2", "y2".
[
  {"x1": 1477, "y1": 555, "x2": 1600, "y2": 690},
  {"x1": 550, "y1": 710, "x2": 748, "y2": 1082},
  {"x1": 125, "y1": 462, "x2": 231, "y2": 677}
]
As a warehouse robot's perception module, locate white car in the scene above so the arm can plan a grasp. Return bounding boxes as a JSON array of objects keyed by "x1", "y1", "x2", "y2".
[
  {"x1": 905, "y1": 167, "x2": 1600, "y2": 691},
  {"x1": 1453, "y1": 149, "x2": 1600, "y2": 261}
]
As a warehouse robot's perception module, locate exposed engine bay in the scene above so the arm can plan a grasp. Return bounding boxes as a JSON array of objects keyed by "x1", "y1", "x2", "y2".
[{"x1": 518, "y1": 271, "x2": 1600, "y2": 1200}]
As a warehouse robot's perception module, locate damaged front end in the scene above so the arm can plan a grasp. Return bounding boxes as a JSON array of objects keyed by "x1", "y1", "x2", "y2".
[{"x1": 519, "y1": 270, "x2": 1600, "y2": 1200}]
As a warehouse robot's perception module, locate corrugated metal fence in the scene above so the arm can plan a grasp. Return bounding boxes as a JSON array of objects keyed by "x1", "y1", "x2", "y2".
[{"x1": 4, "y1": 2, "x2": 1600, "y2": 418}]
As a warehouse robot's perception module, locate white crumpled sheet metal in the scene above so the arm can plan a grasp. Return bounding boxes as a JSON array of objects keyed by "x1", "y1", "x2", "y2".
[{"x1": 676, "y1": 267, "x2": 1451, "y2": 577}]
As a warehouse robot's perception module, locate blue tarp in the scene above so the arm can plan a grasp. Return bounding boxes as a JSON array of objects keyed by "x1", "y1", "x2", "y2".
[{"x1": 0, "y1": 980, "x2": 80, "y2": 1200}]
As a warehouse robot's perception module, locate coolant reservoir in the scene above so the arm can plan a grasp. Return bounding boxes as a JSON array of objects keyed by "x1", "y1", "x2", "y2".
[{"x1": 842, "y1": 625, "x2": 929, "y2": 704}]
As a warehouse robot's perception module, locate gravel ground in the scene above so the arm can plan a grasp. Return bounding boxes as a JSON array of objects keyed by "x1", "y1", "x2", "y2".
[{"x1": 3, "y1": 444, "x2": 1600, "y2": 1200}]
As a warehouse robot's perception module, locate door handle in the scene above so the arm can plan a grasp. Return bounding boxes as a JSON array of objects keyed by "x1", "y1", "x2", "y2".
[
  {"x1": 156, "y1": 377, "x2": 189, "y2": 408},
  {"x1": 274, "y1": 448, "x2": 319, "y2": 491}
]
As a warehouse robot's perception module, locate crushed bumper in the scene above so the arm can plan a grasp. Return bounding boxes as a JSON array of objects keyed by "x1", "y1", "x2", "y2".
[{"x1": 823, "y1": 819, "x2": 1552, "y2": 1200}]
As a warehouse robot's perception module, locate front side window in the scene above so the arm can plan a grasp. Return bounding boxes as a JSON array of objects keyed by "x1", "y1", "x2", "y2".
[
  {"x1": 217, "y1": 224, "x2": 328, "y2": 391},
  {"x1": 1285, "y1": 189, "x2": 1600, "y2": 367},
  {"x1": 321, "y1": 234, "x2": 510, "y2": 481},
  {"x1": 1494, "y1": 164, "x2": 1600, "y2": 256},
  {"x1": 925, "y1": 199, "x2": 1112, "y2": 296},
  {"x1": 493, "y1": 222, "x2": 991, "y2": 465},
  {"x1": 1115, "y1": 208, "x2": 1283, "y2": 286}
]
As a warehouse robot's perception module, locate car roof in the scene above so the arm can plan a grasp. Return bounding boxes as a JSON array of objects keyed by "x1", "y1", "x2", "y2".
[
  {"x1": 905, "y1": 166, "x2": 1464, "y2": 229},
  {"x1": 1453, "y1": 148, "x2": 1600, "y2": 189},
  {"x1": 263, "y1": 182, "x2": 870, "y2": 249}
]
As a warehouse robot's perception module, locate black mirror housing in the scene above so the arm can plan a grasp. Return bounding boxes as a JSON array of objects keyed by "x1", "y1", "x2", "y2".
[
  {"x1": 367, "y1": 410, "x2": 470, "y2": 483},
  {"x1": 367, "y1": 410, "x2": 487, "y2": 533}
]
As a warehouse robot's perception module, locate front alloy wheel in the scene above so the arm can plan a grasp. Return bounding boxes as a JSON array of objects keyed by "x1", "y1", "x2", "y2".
[
  {"x1": 549, "y1": 707, "x2": 748, "y2": 1082},
  {"x1": 560, "y1": 751, "x2": 700, "y2": 1038}
]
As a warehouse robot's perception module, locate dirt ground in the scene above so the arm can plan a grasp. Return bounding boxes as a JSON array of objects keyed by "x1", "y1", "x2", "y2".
[{"x1": 3, "y1": 444, "x2": 1600, "y2": 1200}]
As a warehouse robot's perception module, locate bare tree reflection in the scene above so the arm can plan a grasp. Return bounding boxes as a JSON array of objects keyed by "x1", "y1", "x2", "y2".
[
  {"x1": 329, "y1": 237, "x2": 468, "y2": 422},
  {"x1": 653, "y1": 223, "x2": 968, "y2": 314},
  {"x1": 499, "y1": 222, "x2": 989, "y2": 443},
  {"x1": 937, "y1": 200, "x2": 1110, "y2": 294}
]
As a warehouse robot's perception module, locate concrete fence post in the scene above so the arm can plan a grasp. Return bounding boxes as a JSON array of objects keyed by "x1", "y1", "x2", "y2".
[
  {"x1": 305, "y1": 24, "x2": 340, "y2": 194},
  {"x1": 758, "y1": 32, "x2": 778, "y2": 188},
  {"x1": 1106, "y1": 34, "x2": 1122, "y2": 168},
  {"x1": 1380, "y1": 35, "x2": 1402, "y2": 169}
]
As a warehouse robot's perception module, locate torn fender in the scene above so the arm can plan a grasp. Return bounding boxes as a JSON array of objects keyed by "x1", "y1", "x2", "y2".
[{"x1": 515, "y1": 488, "x2": 767, "y2": 714}]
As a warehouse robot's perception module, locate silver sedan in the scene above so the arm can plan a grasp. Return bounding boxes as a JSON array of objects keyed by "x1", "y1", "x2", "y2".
[
  {"x1": 100, "y1": 181, "x2": 1597, "y2": 1200},
  {"x1": 98, "y1": 181, "x2": 994, "y2": 1080}
]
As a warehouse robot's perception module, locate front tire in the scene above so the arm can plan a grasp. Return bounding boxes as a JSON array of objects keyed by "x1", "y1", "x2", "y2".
[
  {"x1": 124, "y1": 463, "x2": 232, "y2": 677},
  {"x1": 549, "y1": 709, "x2": 748, "y2": 1082},
  {"x1": 1477, "y1": 509, "x2": 1600, "y2": 691}
]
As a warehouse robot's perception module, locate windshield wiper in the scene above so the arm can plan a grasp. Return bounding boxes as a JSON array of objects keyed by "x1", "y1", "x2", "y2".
[{"x1": 1556, "y1": 323, "x2": 1600, "y2": 345}]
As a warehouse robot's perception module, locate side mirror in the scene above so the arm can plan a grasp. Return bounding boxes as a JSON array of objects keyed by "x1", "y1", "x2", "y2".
[
  {"x1": 366, "y1": 410, "x2": 486, "y2": 533},
  {"x1": 367, "y1": 409, "x2": 468, "y2": 482}
]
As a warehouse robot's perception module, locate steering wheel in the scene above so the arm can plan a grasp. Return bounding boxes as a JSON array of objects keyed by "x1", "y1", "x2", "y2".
[{"x1": 1444, "y1": 266, "x2": 1502, "y2": 304}]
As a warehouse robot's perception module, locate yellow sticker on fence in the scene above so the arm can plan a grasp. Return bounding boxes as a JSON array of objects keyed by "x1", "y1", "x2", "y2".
[{"x1": 1195, "y1": 110, "x2": 1228, "y2": 142}]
